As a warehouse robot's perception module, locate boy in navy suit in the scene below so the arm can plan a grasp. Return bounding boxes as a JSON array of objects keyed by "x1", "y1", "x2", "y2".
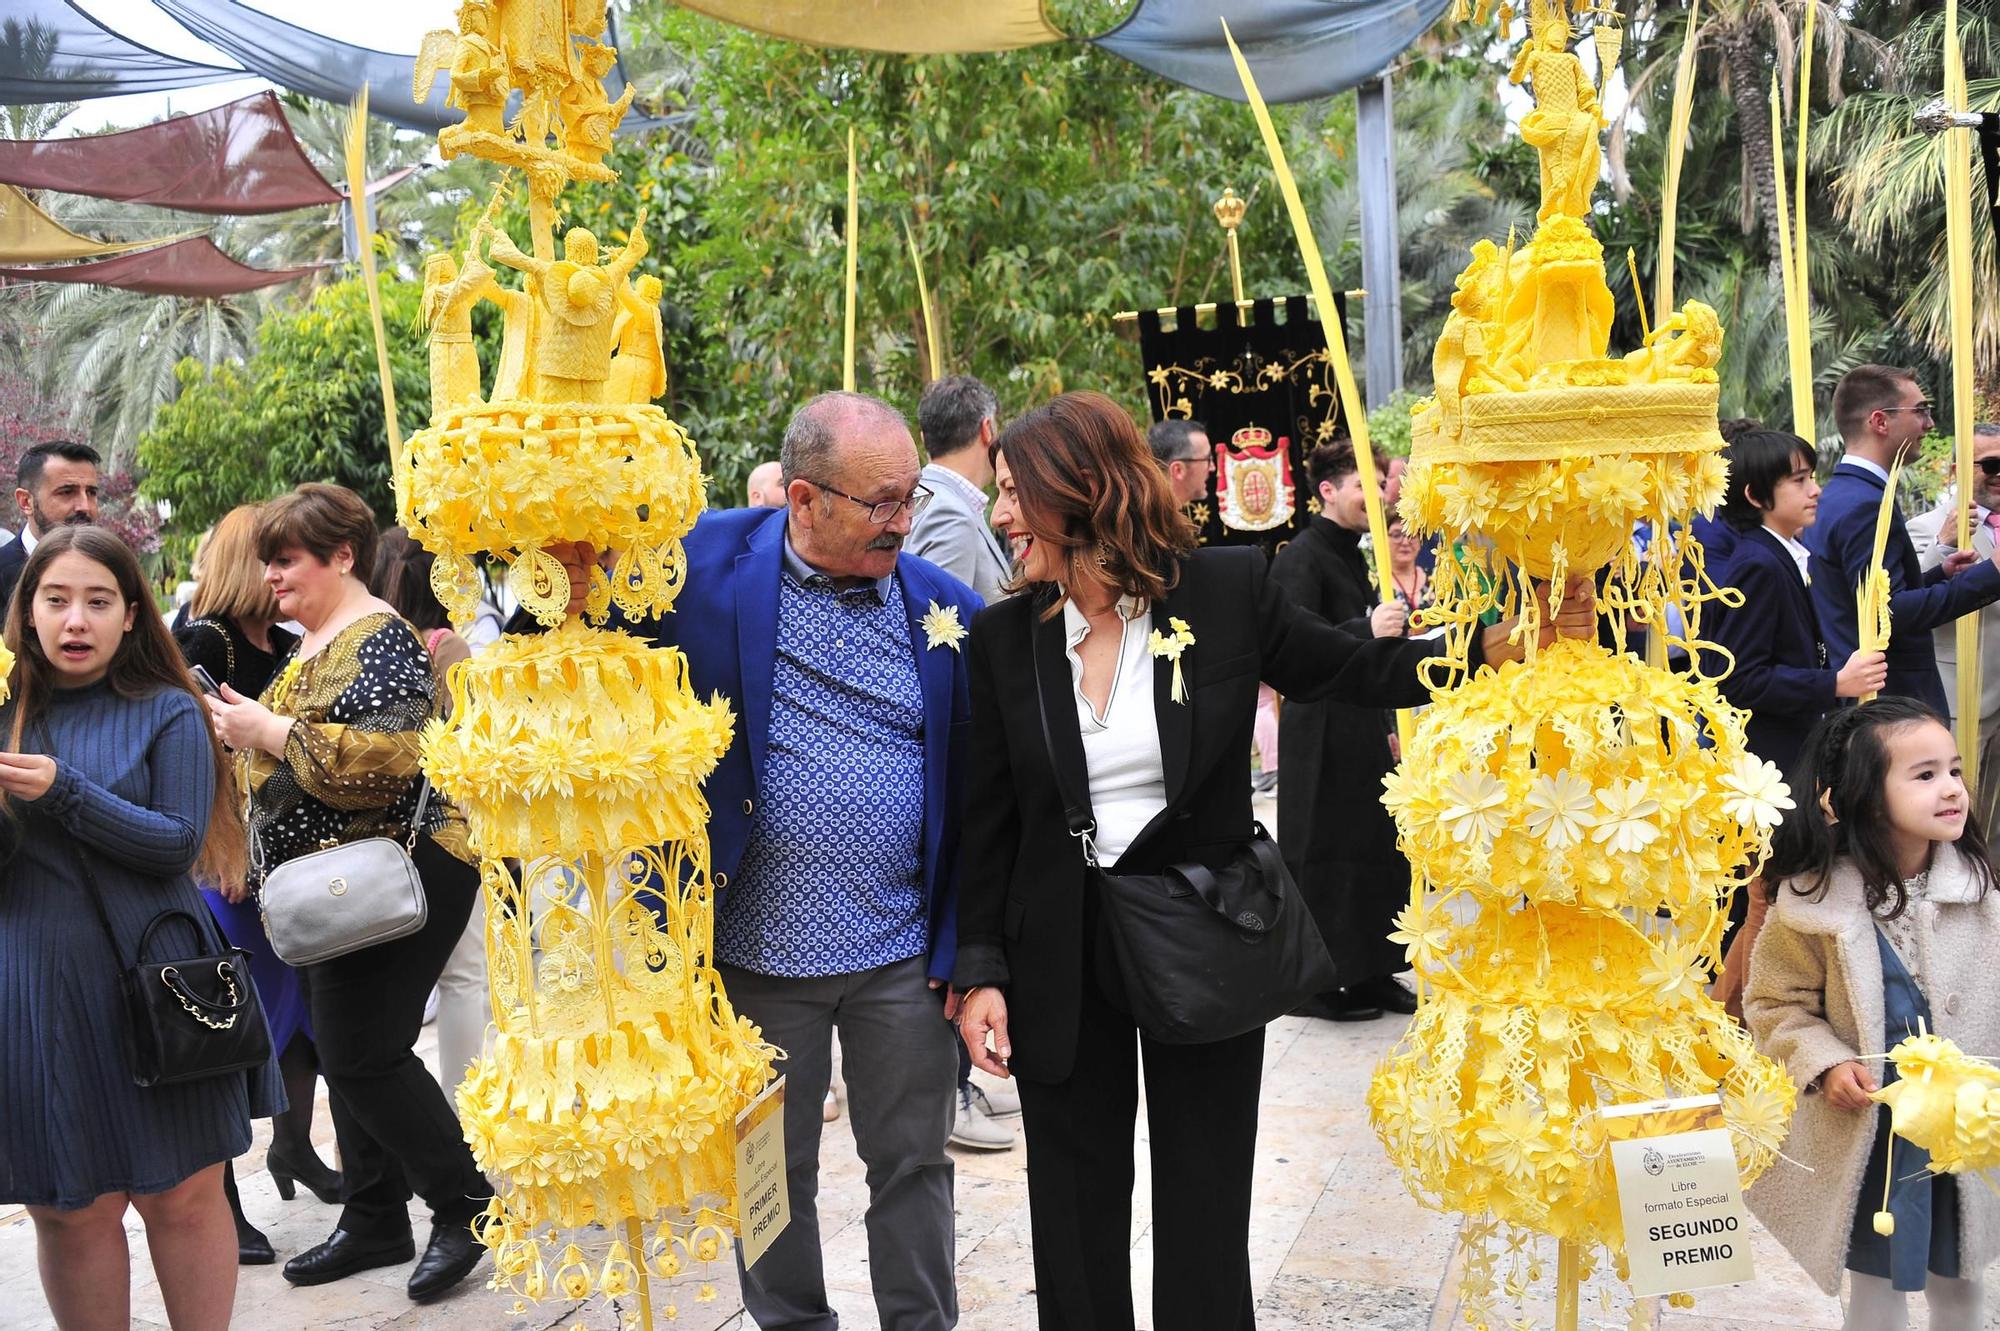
[
  {"x1": 1711, "y1": 427, "x2": 1885, "y2": 1015},
  {"x1": 1806, "y1": 365, "x2": 2000, "y2": 714}
]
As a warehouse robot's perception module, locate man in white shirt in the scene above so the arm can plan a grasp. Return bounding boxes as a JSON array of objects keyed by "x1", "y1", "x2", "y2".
[{"x1": 1909, "y1": 422, "x2": 2000, "y2": 834}]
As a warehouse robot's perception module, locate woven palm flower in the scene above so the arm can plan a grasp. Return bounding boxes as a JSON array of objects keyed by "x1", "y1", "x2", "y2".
[
  {"x1": 1872, "y1": 1032, "x2": 2000, "y2": 1174},
  {"x1": 422, "y1": 622, "x2": 735, "y2": 859},
  {"x1": 398, "y1": 402, "x2": 706, "y2": 626},
  {"x1": 1382, "y1": 638, "x2": 1782, "y2": 921}
]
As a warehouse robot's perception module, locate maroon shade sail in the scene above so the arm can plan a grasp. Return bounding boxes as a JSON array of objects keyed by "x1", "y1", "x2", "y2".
[
  {"x1": 0, "y1": 91, "x2": 341, "y2": 215},
  {"x1": 0, "y1": 235, "x2": 323, "y2": 295}
]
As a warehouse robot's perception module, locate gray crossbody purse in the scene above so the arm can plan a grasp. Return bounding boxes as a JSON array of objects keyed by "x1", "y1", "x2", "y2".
[{"x1": 255, "y1": 778, "x2": 432, "y2": 966}]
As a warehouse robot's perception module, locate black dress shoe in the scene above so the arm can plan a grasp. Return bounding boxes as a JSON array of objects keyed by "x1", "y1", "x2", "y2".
[
  {"x1": 1354, "y1": 976, "x2": 1420, "y2": 1015},
  {"x1": 282, "y1": 1228, "x2": 415, "y2": 1287},
  {"x1": 407, "y1": 1222, "x2": 485, "y2": 1302},
  {"x1": 1292, "y1": 991, "x2": 1384, "y2": 1022},
  {"x1": 238, "y1": 1225, "x2": 276, "y2": 1266}
]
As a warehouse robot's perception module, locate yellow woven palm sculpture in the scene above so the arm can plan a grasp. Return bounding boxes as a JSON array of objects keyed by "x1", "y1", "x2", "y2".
[
  {"x1": 1368, "y1": 3, "x2": 1796, "y2": 1325},
  {"x1": 1872, "y1": 1031, "x2": 2000, "y2": 1177},
  {"x1": 398, "y1": 4, "x2": 777, "y2": 1324}
]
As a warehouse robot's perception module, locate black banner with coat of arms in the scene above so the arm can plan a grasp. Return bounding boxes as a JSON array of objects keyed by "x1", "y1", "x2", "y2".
[{"x1": 1135, "y1": 293, "x2": 1350, "y2": 556}]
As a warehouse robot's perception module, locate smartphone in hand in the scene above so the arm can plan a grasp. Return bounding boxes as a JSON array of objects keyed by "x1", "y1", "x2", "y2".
[{"x1": 190, "y1": 665, "x2": 222, "y2": 698}]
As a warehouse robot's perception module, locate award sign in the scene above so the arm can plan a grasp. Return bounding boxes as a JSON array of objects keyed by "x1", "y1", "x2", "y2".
[
  {"x1": 734, "y1": 1075, "x2": 791, "y2": 1269},
  {"x1": 1605, "y1": 1094, "x2": 1756, "y2": 1297}
]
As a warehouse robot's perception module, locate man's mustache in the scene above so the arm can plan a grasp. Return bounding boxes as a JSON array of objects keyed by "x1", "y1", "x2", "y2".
[{"x1": 868, "y1": 535, "x2": 903, "y2": 552}]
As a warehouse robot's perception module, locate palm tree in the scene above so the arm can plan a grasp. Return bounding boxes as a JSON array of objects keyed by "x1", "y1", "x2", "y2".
[
  {"x1": 29, "y1": 283, "x2": 263, "y2": 468},
  {"x1": 1614, "y1": 0, "x2": 1888, "y2": 273},
  {"x1": 1310, "y1": 65, "x2": 1539, "y2": 387},
  {"x1": 1812, "y1": 10, "x2": 2000, "y2": 386}
]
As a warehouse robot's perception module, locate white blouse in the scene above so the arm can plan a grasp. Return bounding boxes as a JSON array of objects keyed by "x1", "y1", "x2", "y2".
[{"x1": 1062, "y1": 594, "x2": 1166, "y2": 867}]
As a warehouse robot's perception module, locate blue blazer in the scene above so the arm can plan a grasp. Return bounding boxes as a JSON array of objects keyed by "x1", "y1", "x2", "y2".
[
  {"x1": 1712, "y1": 526, "x2": 1838, "y2": 779},
  {"x1": 1806, "y1": 461, "x2": 2000, "y2": 715},
  {"x1": 635, "y1": 506, "x2": 982, "y2": 982}
]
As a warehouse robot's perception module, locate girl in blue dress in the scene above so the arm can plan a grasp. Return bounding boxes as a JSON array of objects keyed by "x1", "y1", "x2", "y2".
[
  {"x1": 0, "y1": 525, "x2": 275, "y2": 1330},
  {"x1": 1747, "y1": 699, "x2": 2000, "y2": 1330}
]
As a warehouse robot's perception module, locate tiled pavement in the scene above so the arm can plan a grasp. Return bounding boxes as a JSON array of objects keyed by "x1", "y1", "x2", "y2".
[
  {"x1": 4, "y1": 995, "x2": 1994, "y2": 1327},
  {"x1": 11, "y1": 1008, "x2": 1981, "y2": 1331}
]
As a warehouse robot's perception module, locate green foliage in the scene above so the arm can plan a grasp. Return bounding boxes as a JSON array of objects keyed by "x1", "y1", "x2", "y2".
[
  {"x1": 1366, "y1": 388, "x2": 1422, "y2": 458},
  {"x1": 138, "y1": 276, "x2": 484, "y2": 555},
  {"x1": 580, "y1": 5, "x2": 1347, "y2": 500}
]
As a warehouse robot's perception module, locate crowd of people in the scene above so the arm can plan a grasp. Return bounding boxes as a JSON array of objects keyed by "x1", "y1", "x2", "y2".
[{"x1": 2, "y1": 358, "x2": 1998, "y2": 1331}]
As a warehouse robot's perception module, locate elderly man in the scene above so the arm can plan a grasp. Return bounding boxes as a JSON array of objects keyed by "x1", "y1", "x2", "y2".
[
  {"x1": 1145, "y1": 418, "x2": 1213, "y2": 509},
  {"x1": 0, "y1": 439, "x2": 100, "y2": 615},
  {"x1": 638, "y1": 391, "x2": 981, "y2": 1331},
  {"x1": 1911, "y1": 421, "x2": 2000, "y2": 834},
  {"x1": 909, "y1": 375, "x2": 1010, "y2": 603}
]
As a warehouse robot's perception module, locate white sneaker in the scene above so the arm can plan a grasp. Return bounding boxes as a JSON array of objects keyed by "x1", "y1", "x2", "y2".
[
  {"x1": 949, "y1": 1087, "x2": 1015, "y2": 1151},
  {"x1": 967, "y1": 1074, "x2": 1020, "y2": 1118}
]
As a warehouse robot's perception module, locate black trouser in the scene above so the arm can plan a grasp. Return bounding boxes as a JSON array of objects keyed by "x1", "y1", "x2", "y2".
[
  {"x1": 1016, "y1": 877, "x2": 1263, "y2": 1331},
  {"x1": 300, "y1": 835, "x2": 492, "y2": 1239}
]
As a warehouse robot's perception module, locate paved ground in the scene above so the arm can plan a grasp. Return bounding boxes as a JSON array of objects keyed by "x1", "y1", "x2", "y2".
[{"x1": 9, "y1": 1007, "x2": 1981, "y2": 1331}]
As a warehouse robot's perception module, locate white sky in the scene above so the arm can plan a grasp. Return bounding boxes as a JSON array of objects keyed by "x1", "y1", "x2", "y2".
[{"x1": 58, "y1": 0, "x2": 456, "y2": 131}]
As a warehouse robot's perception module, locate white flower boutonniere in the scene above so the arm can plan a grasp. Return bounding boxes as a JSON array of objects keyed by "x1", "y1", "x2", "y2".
[
  {"x1": 1148, "y1": 616, "x2": 1195, "y2": 703},
  {"x1": 921, "y1": 600, "x2": 968, "y2": 652}
]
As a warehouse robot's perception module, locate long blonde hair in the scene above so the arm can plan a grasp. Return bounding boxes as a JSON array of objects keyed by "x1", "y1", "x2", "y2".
[{"x1": 190, "y1": 504, "x2": 281, "y2": 626}]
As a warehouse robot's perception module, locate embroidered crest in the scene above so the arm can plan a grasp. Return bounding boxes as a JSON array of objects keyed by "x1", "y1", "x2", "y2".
[{"x1": 1215, "y1": 426, "x2": 1296, "y2": 532}]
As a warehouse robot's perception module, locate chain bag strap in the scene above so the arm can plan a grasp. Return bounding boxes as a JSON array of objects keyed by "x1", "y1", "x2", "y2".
[{"x1": 69, "y1": 840, "x2": 272, "y2": 1089}]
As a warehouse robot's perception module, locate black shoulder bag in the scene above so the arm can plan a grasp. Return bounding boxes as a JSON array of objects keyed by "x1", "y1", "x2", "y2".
[
  {"x1": 1031, "y1": 641, "x2": 1339, "y2": 1045},
  {"x1": 74, "y1": 845, "x2": 273, "y2": 1088}
]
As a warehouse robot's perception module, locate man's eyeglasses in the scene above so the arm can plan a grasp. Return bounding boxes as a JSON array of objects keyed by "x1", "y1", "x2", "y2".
[
  {"x1": 1882, "y1": 403, "x2": 1936, "y2": 417},
  {"x1": 1976, "y1": 457, "x2": 2000, "y2": 478},
  {"x1": 813, "y1": 480, "x2": 934, "y2": 524},
  {"x1": 1177, "y1": 450, "x2": 1213, "y2": 469}
]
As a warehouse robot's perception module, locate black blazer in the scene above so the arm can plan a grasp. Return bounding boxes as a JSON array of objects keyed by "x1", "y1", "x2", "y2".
[
  {"x1": 952, "y1": 545, "x2": 1481, "y2": 1082},
  {"x1": 0, "y1": 535, "x2": 27, "y2": 622},
  {"x1": 1711, "y1": 525, "x2": 1838, "y2": 779}
]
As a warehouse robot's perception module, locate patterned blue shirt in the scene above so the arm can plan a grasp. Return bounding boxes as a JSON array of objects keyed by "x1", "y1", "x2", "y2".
[{"x1": 712, "y1": 539, "x2": 929, "y2": 976}]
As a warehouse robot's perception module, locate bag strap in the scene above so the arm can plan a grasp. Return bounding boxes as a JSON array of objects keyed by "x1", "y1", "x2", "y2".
[
  {"x1": 67, "y1": 836, "x2": 130, "y2": 972},
  {"x1": 1029, "y1": 634, "x2": 1100, "y2": 868},
  {"x1": 1170, "y1": 823, "x2": 1287, "y2": 928},
  {"x1": 185, "y1": 617, "x2": 237, "y2": 684}
]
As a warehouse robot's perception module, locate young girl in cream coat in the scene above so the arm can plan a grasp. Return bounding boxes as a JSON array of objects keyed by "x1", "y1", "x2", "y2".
[{"x1": 1746, "y1": 698, "x2": 2000, "y2": 1330}]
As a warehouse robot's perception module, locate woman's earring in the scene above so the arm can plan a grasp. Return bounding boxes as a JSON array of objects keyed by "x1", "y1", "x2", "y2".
[{"x1": 1095, "y1": 541, "x2": 1113, "y2": 570}]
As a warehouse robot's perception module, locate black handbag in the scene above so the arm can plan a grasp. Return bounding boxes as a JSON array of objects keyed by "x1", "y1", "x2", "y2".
[
  {"x1": 74, "y1": 846, "x2": 273, "y2": 1088},
  {"x1": 1032, "y1": 639, "x2": 1340, "y2": 1045}
]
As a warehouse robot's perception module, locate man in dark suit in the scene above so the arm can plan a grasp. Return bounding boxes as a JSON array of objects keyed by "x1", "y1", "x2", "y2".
[
  {"x1": 1807, "y1": 364, "x2": 2000, "y2": 713},
  {"x1": 636, "y1": 391, "x2": 981, "y2": 1331},
  {"x1": 1269, "y1": 441, "x2": 1415, "y2": 1022},
  {"x1": 0, "y1": 439, "x2": 101, "y2": 616}
]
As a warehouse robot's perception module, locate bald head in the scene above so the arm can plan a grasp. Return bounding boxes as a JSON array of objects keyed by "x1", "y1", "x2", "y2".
[
  {"x1": 746, "y1": 460, "x2": 785, "y2": 507},
  {"x1": 780, "y1": 391, "x2": 914, "y2": 489},
  {"x1": 782, "y1": 391, "x2": 922, "y2": 584}
]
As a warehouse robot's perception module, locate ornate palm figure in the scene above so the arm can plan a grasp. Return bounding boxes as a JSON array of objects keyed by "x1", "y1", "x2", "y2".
[
  {"x1": 1511, "y1": 13, "x2": 1604, "y2": 224},
  {"x1": 485, "y1": 211, "x2": 649, "y2": 403}
]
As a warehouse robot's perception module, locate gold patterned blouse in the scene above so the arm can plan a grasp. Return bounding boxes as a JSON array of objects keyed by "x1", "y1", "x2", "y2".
[{"x1": 245, "y1": 611, "x2": 469, "y2": 876}]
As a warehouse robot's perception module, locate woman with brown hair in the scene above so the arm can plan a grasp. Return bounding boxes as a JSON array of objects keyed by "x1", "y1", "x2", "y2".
[
  {"x1": 202, "y1": 484, "x2": 491, "y2": 1301},
  {"x1": 953, "y1": 392, "x2": 1595, "y2": 1331},
  {"x1": 175, "y1": 504, "x2": 340, "y2": 1264},
  {"x1": 0, "y1": 524, "x2": 275, "y2": 1330}
]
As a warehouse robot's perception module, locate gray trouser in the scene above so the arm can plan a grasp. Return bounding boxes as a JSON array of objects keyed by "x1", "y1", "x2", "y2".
[{"x1": 720, "y1": 955, "x2": 959, "y2": 1331}]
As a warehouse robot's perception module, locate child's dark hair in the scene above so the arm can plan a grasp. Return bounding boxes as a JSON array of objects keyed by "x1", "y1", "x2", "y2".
[
  {"x1": 1765, "y1": 697, "x2": 1996, "y2": 916},
  {"x1": 1719, "y1": 429, "x2": 1817, "y2": 532}
]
